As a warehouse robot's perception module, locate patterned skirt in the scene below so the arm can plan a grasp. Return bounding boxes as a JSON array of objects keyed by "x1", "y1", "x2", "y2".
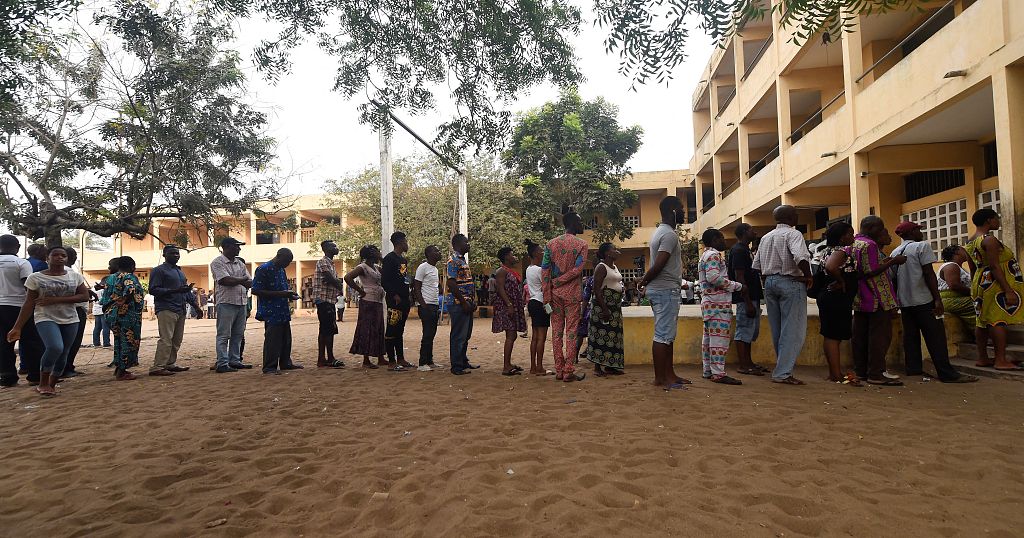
[
  {"x1": 587, "y1": 288, "x2": 625, "y2": 369},
  {"x1": 350, "y1": 300, "x2": 385, "y2": 357}
]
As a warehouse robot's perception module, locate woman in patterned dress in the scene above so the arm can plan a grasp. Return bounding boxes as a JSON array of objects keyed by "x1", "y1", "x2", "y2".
[
  {"x1": 965, "y1": 208, "x2": 1024, "y2": 370},
  {"x1": 817, "y1": 221, "x2": 862, "y2": 385},
  {"x1": 698, "y1": 229, "x2": 744, "y2": 385},
  {"x1": 492, "y1": 247, "x2": 526, "y2": 376},
  {"x1": 587, "y1": 243, "x2": 625, "y2": 376},
  {"x1": 345, "y1": 245, "x2": 389, "y2": 369},
  {"x1": 103, "y1": 256, "x2": 144, "y2": 381}
]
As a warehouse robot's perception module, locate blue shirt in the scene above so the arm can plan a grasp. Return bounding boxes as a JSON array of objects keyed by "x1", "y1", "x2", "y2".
[
  {"x1": 252, "y1": 261, "x2": 291, "y2": 325},
  {"x1": 28, "y1": 258, "x2": 47, "y2": 272},
  {"x1": 149, "y1": 262, "x2": 195, "y2": 314}
]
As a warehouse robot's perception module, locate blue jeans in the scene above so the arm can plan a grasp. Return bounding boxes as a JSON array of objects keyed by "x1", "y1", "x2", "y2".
[
  {"x1": 36, "y1": 321, "x2": 79, "y2": 376},
  {"x1": 92, "y1": 315, "x2": 110, "y2": 347},
  {"x1": 647, "y1": 288, "x2": 681, "y2": 344},
  {"x1": 763, "y1": 276, "x2": 808, "y2": 380},
  {"x1": 449, "y1": 307, "x2": 473, "y2": 372},
  {"x1": 733, "y1": 300, "x2": 761, "y2": 343},
  {"x1": 215, "y1": 303, "x2": 247, "y2": 368}
]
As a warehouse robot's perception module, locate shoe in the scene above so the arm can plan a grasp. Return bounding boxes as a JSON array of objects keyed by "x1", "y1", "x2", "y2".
[
  {"x1": 451, "y1": 369, "x2": 471, "y2": 375},
  {"x1": 215, "y1": 366, "x2": 238, "y2": 373},
  {"x1": 465, "y1": 363, "x2": 481, "y2": 370},
  {"x1": 882, "y1": 371, "x2": 901, "y2": 380},
  {"x1": 263, "y1": 369, "x2": 282, "y2": 375},
  {"x1": 281, "y1": 364, "x2": 304, "y2": 370},
  {"x1": 229, "y1": 362, "x2": 253, "y2": 370},
  {"x1": 61, "y1": 370, "x2": 81, "y2": 378},
  {"x1": 166, "y1": 365, "x2": 190, "y2": 372},
  {"x1": 943, "y1": 374, "x2": 979, "y2": 383},
  {"x1": 149, "y1": 369, "x2": 175, "y2": 376},
  {"x1": 417, "y1": 365, "x2": 432, "y2": 372}
]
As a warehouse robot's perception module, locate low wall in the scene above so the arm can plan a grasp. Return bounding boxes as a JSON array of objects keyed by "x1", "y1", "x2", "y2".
[{"x1": 622, "y1": 305, "x2": 972, "y2": 368}]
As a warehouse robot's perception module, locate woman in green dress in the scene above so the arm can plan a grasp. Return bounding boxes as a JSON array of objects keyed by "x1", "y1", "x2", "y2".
[
  {"x1": 102, "y1": 256, "x2": 144, "y2": 380},
  {"x1": 587, "y1": 243, "x2": 625, "y2": 376},
  {"x1": 965, "y1": 208, "x2": 1024, "y2": 371}
]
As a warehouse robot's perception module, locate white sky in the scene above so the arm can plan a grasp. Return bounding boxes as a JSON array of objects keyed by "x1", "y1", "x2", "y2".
[{"x1": 236, "y1": 12, "x2": 715, "y2": 195}]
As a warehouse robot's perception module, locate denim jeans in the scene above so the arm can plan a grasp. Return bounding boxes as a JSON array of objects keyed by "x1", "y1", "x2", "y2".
[
  {"x1": 62, "y1": 307, "x2": 87, "y2": 374},
  {"x1": 215, "y1": 303, "x2": 247, "y2": 368},
  {"x1": 733, "y1": 300, "x2": 761, "y2": 343},
  {"x1": 36, "y1": 321, "x2": 79, "y2": 376},
  {"x1": 763, "y1": 276, "x2": 808, "y2": 380},
  {"x1": 418, "y1": 305, "x2": 439, "y2": 366},
  {"x1": 92, "y1": 315, "x2": 110, "y2": 347},
  {"x1": 646, "y1": 287, "x2": 681, "y2": 344},
  {"x1": 449, "y1": 307, "x2": 473, "y2": 372}
]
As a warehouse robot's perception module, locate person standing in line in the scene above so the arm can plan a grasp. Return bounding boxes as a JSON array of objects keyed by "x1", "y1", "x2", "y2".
[
  {"x1": 149, "y1": 245, "x2": 202, "y2": 377},
  {"x1": 144, "y1": 293, "x2": 156, "y2": 321},
  {"x1": 890, "y1": 222, "x2": 978, "y2": 383},
  {"x1": 382, "y1": 232, "x2": 414, "y2": 370},
  {"x1": 345, "y1": 245, "x2": 388, "y2": 370},
  {"x1": 637, "y1": 196, "x2": 690, "y2": 390},
  {"x1": 728, "y1": 223, "x2": 768, "y2": 376},
  {"x1": 848, "y1": 216, "x2": 906, "y2": 386},
  {"x1": 0, "y1": 235, "x2": 43, "y2": 387},
  {"x1": 26, "y1": 243, "x2": 48, "y2": 272},
  {"x1": 252, "y1": 248, "x2": 302, "y2": 375},
  {"x1": 313, "y1": 240, "x2": 345, "y2": 368},
  {"x1": 965, "y1": 208, "x2": 1024, "y2": 370},
  {"x1": 523, "y1": 240, "x2": 550, "y2": 376},
  {"x1": 210, "y1": 237, "x2": 252, "y2": 373},
  {"x1": 542, "y1": 212, "x2": 589, "y2": 383},
  {"x1": 101, "y1": 256, "x2": 144, "y2": 381},
  {"x1": 492, "y1": 247, "x2": 527, "y2": 376},
  {"x1": 59, "y1": 247, "x2": 93, "y2": 378},
  {"x1": 336, "y1": 292, "x2": 346, "y2": 322},
  {"x1": 206, "y1": 290, "x2": 215, "y2": 319},
  {"x1": 587, "y1": 242, "x2": 626, "y2": 377},
  {"x1": 751, "y1": 205, "x2": 813, "y2": 386},
  {"x1": 576, "y1": 276, "x2": 594, "y2": 361},
  {"x1": 91, "y1": 293, "x2": 110, "y2": 348},
  {"x1": 939, "y1": 245, "x2": 987, "y2": 362},
  {"x1": 816, "y1": 222, "x2": 862, "y2": 385},
  {"x1": 698, "y1": 229, "x2": 745, "y2": 385},
  {"x1": 6, "y1": 246, "x2": 89, "y2": 395},
  {"x1": 446, "y1": 234, "x2": 478, "y2": 375},
  {"x1": 413, "y1": 245, "x2": 443, "y2": 371}
]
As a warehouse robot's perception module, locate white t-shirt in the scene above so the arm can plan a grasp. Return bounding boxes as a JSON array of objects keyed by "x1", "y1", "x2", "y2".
[
  {"x1": 525, "y1": 265, "x2": 543, "y2": 302},
  {"x1": 24, "y1": 270, "x2": 85, "y2": 324},
  {"x1": 415, "y1": 262, "x2": 440, "y2": 306},
  {"x1": 0, "y1": 254, "x2": 32, "y2": 307},
  {"x1": 91, "y1": 300, "x2": 104, "y2": 316}
]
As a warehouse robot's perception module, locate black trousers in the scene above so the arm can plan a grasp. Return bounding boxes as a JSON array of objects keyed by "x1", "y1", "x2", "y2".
[
  {"x1": 901, "y1": 303, "x2": 961, "y2": 381},
  {"x1": 1, "y1": 307, "x2": 42, "y2": 384},
  {"x1": 852, "y1": 310, "x2": 892, "y2": 380},
  {"x1": 385, "y1": 297, "x2": 410, "y2": 362},
  {"x1": 262, "y1": 322, "x2": 293, "y2": 372},
  {"x1": 418, "y1": 304, "x2": 439, "y2": 366},
  {"x1": 62, "y1": 307, "x2": 87, "y2": 374}
]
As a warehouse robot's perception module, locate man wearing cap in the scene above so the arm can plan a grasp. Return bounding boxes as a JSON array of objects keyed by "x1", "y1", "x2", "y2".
[
  {"x1": 149, "y1": 245, "x2": 203, "y2": 376},
  {"x1": 210, "y1": 237, "x2": 252, "y2": 373},
  {"x1": 891, "y1": 221, "x2": 978, "y2": 383}
]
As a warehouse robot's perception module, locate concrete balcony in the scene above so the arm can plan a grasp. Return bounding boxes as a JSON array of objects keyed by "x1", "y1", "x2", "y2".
[{"x1": 783, "y1": 104, "x2": 852, "y2": 188}]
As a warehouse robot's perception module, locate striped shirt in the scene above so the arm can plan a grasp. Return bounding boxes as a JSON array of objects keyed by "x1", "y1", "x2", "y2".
[
  {"x1": 311, "y1": 256, "x2": 342, "y2": 304},
  {"x1": 752, "y1": 224, "x2": 811, "y2": 277}
]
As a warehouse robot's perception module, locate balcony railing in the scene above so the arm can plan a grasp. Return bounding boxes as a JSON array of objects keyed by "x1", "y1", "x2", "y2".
[
  {"x1": 300, "y1": 228, "x2": 316, "y2": 242},
  {"x1": 854, "y1": 0, "x2": 956, "y2": 84},
  {"x1": 747, "y1": 144, "x2": 781, "y2": 177},
  {"x1": 716, "y1": 86, "x2": 737, "y2": 117},
  {"x1": 740, "y1": 36, "x2": 773, "y2": 82},
  {"x1": 786, "y1": 90, "x2": 845, "y2": 143},
  {"x1": 721, "y1": 177, "x2": 742, "y2": 198}
]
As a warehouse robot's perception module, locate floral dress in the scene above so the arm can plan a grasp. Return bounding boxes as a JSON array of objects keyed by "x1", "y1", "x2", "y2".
[
  {"x1": 491, "y1": 268, "x2": 527, "y2": 333},
  {"x1": 587, "y1": 263, "x2": 625, "y2": 370},
  {"x1": 965, "y1": 233, "x2": 1024, "y2": 327},
  {"x1": 102, "y1": 272, "x2": 144, "y2": 370}
]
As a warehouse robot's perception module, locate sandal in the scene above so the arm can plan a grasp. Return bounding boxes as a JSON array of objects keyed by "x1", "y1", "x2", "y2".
[
  {"x1": 388, "y1": 365, "x2": 407, "y2": 372},
  {"x1": 736, "y1": 368, "x2": 765, "y2": 376},
  {"x1": 604, "y1": 367, "x2": 624, "y2": 375},
  {"x1": 319, "y1": 360, "x2": 346, "y2": 368},
  {"x1": 510, "y1": 364, "x2": 524, "y2": 373},
  {"x1": 663, "y1": 382, "x2": 686, "y2": 391},
  {"x1": 363, "y1": 363, "x2": 379, "y2": 369},
  {"x1": 501, "y1": 370, "x2": 521, "y2": 376},
  {"x1": 772, "y1": 376, "x2": 805, "y2": 385},
  {"x1": 711, "y1": 375, "x2": 742, "y2": 385},
  {"x1": 866, "y1": 378, "x2": 903, "y2": 386},
  {"x1": 562, "y1": 373, "x2": 586, "y2": 383}
]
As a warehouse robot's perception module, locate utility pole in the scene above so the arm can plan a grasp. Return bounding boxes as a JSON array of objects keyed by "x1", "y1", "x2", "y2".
[{"x1": 379, "y1": 129, "x2": 395, "y2": 257}]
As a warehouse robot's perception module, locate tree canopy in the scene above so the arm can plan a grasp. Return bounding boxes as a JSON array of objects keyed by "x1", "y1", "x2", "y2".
[
  {"x1": 312, "y1": 155, "x2": 530, "y2": 273},
  {"x1": 0, "y1": 2, "x2": 278, "y2": 247},
  {"x1": 503, "y1": 91, "x2": 641, "y2": 243}
]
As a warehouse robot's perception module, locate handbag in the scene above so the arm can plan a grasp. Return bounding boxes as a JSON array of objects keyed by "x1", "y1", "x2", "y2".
[{"x1": 807, "y1": 264, "x2": 829, "y2": 299}]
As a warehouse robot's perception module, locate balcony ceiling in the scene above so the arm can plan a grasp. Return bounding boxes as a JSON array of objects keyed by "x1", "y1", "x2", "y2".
[
  {"x1": 713, "y1": 47, "x2": 736, "y2": 78},
  {"x1": 859, "y1": 9, "x2": 920, "y2": 44},
  {"x1": 749, "y1": 132, "x2": 779, "y2": 149},
  {"x1": 788, "y1": 35, "x2": 843, "y2": 71},
  {"x1": 803, "y1": 161, "x2": 851, "y2": 188},
  {"x1": 877, "y1": 84, "x2": 994, "y2": 147},
  {"x1": 747, "y1": 86, "x2": 778, "y2": 119},
  {"x1": 790, "y1": 89, "x2": 823, "y2": 115}
]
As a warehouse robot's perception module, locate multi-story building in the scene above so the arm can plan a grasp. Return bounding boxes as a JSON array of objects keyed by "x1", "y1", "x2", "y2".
[{"x1": 689, "y1": 0, "x2": 1024, "y2": 257}]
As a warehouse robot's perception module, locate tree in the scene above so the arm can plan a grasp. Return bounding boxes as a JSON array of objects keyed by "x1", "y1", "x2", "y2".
[
  {"x1": 1, "y1": 0, "x2": 81, "y2": 106},
  {"x1": 313, "y1": 155, "x2": 529, "y2": 273},
  {"x1": 503, "y1": 90, "x2": 641, "y2": 243},
  {"x1": 0, "y1": 2, "x2": 277, "y2": 248}
]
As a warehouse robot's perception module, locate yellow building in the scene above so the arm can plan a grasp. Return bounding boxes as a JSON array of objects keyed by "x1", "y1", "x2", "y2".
[
  {"x1": 80, "y1": 194, "x2": 351, "y2": 309},
  {"x1": 689, "y1": 0, "x2": 1024, "y2": 257}
]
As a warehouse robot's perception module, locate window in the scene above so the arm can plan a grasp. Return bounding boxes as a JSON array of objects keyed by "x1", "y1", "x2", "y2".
[
  {"x1": 983, "y1": 141, "x2": 998, "y2": 179},
  {"x1": 814, "y1": 209, "x2": 829, "y2": 231},
  {"x1": 623, "y1": 215, "x2": 641, "y2": 228},
  {"x1": 904, "y1": 169, "x2": 965, "y2": 202},
  {"x1": 620, "y1": 268, "x2": 644, "y2": 281},
  {"x1": 901, "y1": 198, "x2": 968, "y2": 253}
]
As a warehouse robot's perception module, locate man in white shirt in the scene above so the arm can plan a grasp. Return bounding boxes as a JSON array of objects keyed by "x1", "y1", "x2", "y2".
[
  {"x1": 413, "y1": 245, "x2": 443, "y2": 371},
  {"x1": 0, "y1": 235, "x2": 43, "y2": 387},
  {"x1": 752, "y1": 205, "x2": 813, "y2": 385}
]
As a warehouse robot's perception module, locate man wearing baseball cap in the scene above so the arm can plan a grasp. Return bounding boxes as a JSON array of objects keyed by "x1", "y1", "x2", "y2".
[
  {"x1": 891, "y1": 221, "x2": 977, "y2": 383},
  {"x1": 210, "y1": 237, "x2": 252, "y2": 373}
]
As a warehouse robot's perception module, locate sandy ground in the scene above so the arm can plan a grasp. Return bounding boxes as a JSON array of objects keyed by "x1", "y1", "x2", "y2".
[{"x1": 2, "y1": 315, "x2": 1023, "y2": 537}]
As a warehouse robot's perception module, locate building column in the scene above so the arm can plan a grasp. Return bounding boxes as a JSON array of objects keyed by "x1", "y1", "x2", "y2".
[
  {"x1": 695, "y1": 176, "x2": 705, "y2": 218},
  {"x1": 712, "y1": 155, "x2": 724, "y2": 200},
  {"x1": 249, "y1": 213, "x2": 258, "y2": 245},
  {"x1": 738, "y1": 124, "x2": 751, "y2": 181},
  {"x1": 294, "y1": 261, "x2": 303, "y2": 310},
  {"x1": 994, "y1": 66, "x2": 1024, "y2": 257},
  {"x1": 849, "y1": 154, "x2": 872, "y2": 226},
  {"x1": 841, "y1": 12, "x2": 866, "y2": 134}
]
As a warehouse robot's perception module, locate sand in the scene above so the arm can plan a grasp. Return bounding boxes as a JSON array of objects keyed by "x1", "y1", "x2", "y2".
[{"x1": 1, "y1": 316, "x2": 1023, "y2": 537}]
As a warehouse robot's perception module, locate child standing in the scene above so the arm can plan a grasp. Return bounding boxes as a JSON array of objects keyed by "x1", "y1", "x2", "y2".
[{"x1": 698, "y1": 228, "x2": 745, "y2": 385}]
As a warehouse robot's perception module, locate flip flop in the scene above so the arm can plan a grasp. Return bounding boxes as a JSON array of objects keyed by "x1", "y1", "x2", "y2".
[
  {"x1": 866, "y1": 378, "x2": 903, "y2": 386},
  {"x1": 736, "y1": 368, "x2": 765, "y2": 376},
  {"x1": 363, "y1": 363, "x2": 380, "y2": 370},
  {"x1": 319, "y1": 360, "x2": 346, "y2": 368},
  {"x1": 711, "y1": 375, "x2": 742, "y2": 385},
  {"x1": 993, "y1": 365, "x2": 1024, "y2": 371},
  {"x1": 663, "y1": 382, "x2": 686, "y2": 391},
  {"x1": 510, "y1": 364, "x2": 524, "y2": 373},
  {"x1": 772, "y1": 376, "x2": 806, "y2": 385},
  {"x1": 501, "y1": 370, "x2": 521, "y2": 376},
  {"x1": 388, "y1": 365, "x2": 407, "y2": 372}
]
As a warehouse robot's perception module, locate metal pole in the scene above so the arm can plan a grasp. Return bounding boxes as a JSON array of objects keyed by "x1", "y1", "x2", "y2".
[
  {"x1": 458, "y1": 171, "x2": 468, "y2": 263},
  {"x1": 379, "y1": 129, "x2": 395, "y2": 256}
]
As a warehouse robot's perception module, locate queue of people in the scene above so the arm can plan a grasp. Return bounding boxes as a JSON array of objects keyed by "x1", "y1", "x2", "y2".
[{"x1": 2, "y1": 198, "x2": 1014, "y2": 397}]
